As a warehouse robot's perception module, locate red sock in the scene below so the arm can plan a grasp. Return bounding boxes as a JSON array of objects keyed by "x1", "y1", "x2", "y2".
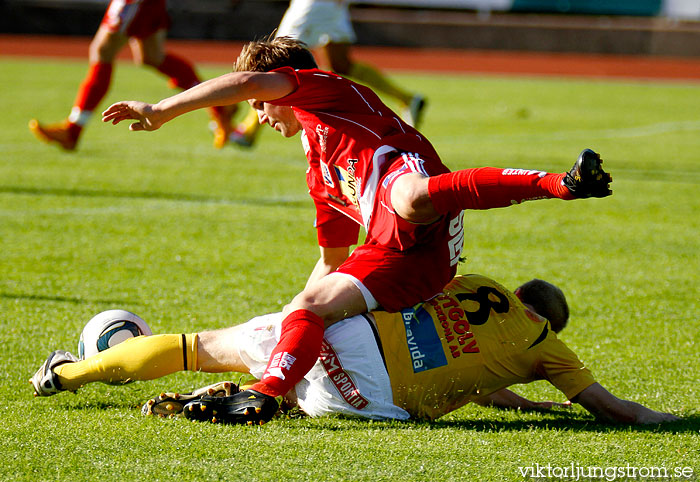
[
  {"x1": 156, "y1": 53, "x2": 200, "y2": 90},
  {"x1": 73, "y1": 62, "x2": 113, "y2": 112},
  {"x1": 251, "y1": 310, "x2": 325, "y2": 398},
  {"x1": 427, "y1": 167, "x2": 572, "y2": 214},
  {"x1": 156, "y1": 53, "x2": 225, "y2": 117}
]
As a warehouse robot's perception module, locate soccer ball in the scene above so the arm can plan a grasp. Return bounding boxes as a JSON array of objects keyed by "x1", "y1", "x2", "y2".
[{"x1": 78, "y1": 309, "x2": 152, "y2": 360}]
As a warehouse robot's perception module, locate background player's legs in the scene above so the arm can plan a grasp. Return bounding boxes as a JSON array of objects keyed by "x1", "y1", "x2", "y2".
[
  {"x1": 230, "y1": 106, "x2": 262, "y2": 147},
  {"x1": 134, "y1": 29, "x2": 188, "y2": 88},
  {"x1": 29, "y1": 26, "x2": 126, "y2": 150},
  {"x1": 133, "y1": 30, "x2": 237, "y2": 148},
  {"x1": 323, "y1": 43, "x2": 410, "y2": 104},
  {"x1": 322, "y1": 42, "x2": 425, "y2": 128}
]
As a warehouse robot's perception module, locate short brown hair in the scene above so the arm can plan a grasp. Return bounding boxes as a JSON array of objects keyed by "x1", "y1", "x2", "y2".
[
  {"x1": 516, "y1": 279, "x2": 570, "y2": 333},
  {"x1": 234, "y1": 36, "x2": 318, "y2": 72}
]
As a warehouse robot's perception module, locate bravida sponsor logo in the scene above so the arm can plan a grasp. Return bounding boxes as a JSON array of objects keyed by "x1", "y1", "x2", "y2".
[{"x1": 400, "y1": 307, "x2": 448, "y2": 373}]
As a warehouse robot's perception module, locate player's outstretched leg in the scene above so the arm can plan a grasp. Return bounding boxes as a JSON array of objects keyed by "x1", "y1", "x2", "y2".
[
  {"x1": 29, "y1": 350, "x2": 79, "y2": 397},
  {"x1": 142, "y1": 380, "x2": 239, "y2": 417},
  {"x1": 183, "y1": 389, "x2": 279, "y2": 426},
  {"x1": 563, "y1": 149, "x2": 613, "y2": 198}
]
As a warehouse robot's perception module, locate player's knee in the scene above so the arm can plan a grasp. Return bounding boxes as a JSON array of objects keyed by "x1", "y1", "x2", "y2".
[
  {"x1": 91, "y1": 42, "x2": 116, "y2": 63},
  {"x1": 391, "y1": 174, "x2": 438, "y2": 223},
  {"x1": 283, "y1": 293, "x2": 343, "y2": 326},
  {"x1": 140, "y1": 53, "x2": 164, "y2": 68},
  {"x1": 285, "y1": 293, "x2": 321, "y2": 317}
]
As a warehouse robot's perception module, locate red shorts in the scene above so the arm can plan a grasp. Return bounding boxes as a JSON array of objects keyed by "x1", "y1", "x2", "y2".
[
  {"x1": 101, "y1": 0, "x2": 170, "y2": 39},
  {"x1": 336, "y1": 157, "x2": 464, "y2": 312}
]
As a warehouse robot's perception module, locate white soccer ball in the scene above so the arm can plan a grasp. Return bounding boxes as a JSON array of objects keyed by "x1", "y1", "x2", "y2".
[{"x1": 78, "y1": 309, "x2": 152, "y2": 360}]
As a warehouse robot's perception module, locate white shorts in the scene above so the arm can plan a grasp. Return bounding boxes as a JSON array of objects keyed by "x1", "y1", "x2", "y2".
[
  {"x1": 236, "y1": 312, "x2": 409, "y2": 420},
  {"x1": 276, "y1": 0, "x2": 356, "y2": 48}
]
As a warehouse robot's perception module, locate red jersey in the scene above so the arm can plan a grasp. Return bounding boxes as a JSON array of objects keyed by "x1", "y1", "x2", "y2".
[{"x1": 270, "y1": 68, "x2": 450, "y2": 248}]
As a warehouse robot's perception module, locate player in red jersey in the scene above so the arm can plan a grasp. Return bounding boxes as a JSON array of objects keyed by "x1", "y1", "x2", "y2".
[
  {"x1": 102, "y1": 37, "x2": 612, "y2": 424},
  {"x1": 28, "y1": 0, "x2": 234, "y2": 151}
]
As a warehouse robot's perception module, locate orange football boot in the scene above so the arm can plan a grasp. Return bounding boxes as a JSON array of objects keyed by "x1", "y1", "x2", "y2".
[{"x1": 28, "y1": 119, "x2": 79, "y2": 151}]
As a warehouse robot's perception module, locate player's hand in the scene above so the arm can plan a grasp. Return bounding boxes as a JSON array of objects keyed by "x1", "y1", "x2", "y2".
[
  {"x1": 636, "y1": 409, "x2": 680, "y2": 424},
  {"x1": 531, "y1": 400, "x2": 573, "y2": 410},
  {"x1": 102, "y1": 101, "x2": 163, "y2": 132}
]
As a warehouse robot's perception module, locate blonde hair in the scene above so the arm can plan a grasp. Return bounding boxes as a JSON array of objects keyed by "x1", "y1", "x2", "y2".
[{"x1": 234, "y1": 36, "x2": 318, "y2": 72}]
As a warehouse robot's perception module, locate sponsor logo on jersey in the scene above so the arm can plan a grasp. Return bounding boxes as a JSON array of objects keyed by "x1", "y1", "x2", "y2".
[
  {"x1": 334, "y1": 159, "x2": 360, "y2": 210},
  {"x1": 321, "y1": 162, "x2": 334, "y2": 188},
  {"x1": 429, "y1": 291, "x2": 488, "y2": 358},
  {"x1": 400, "y1": 306, "x2": 448, "y2": 373},
  {"x1": 316, "y1": 124, "x2": 329, "y2": 153},
  {"x1": 319, "y1": 339, "x2": 370, "y2": 409}
]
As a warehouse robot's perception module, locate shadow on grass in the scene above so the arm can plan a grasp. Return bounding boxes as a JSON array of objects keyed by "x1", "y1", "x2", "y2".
[
  {"x1": 60, "y1": 399, "x2": 144, "y2": 412},
  {"x1": 0, "y1": 185, "x2": 308, "y2": 208},
  {"x1": 47, "y1": 397, "x2": 700, "y2": 433},
  {"x1": 1, "y1": 292, "x2": 139, "y2": 306},
  {"x1": 286, "y1": 412, "x2": 700, "y2": 434},
  {"x1": 429, "y1": 415, "x2": 700, "y2": 434}
]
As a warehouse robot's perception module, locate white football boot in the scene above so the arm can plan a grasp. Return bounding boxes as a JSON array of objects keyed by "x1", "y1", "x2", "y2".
[{"x1": 30, "y1": 350, "x2": 79, "y2": 397}]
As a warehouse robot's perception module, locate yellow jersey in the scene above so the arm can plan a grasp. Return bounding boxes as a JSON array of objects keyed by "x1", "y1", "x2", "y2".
[{"x1": 373, "y1": 274, "x2": 596, "y2": 420}]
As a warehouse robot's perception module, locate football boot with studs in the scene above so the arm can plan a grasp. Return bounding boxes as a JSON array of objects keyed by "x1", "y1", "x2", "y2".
[
  {"x1": 183, "y1": 388, "x2": 279, "y2": 426},
  {"x1": 563, "y1": 149, "x2": 613, "y2": 198},
  {"x1": 142, "y1": 381, "x2": 238, "y2": 418}
]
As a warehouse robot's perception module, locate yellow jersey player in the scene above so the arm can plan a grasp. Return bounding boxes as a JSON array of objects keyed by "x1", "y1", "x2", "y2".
[
  {"x1": 373, "y1": 274, "x2": 593, "y2": 420},
  {"x1": 30, "y1": 275, "x2": 677, "y2": 425}
]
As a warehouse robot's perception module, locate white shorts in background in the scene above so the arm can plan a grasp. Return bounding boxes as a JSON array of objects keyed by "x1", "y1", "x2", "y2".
[
  {"x1": 236, "y1": 312, "x2": 410, "y2": 420},
  {"x1": 276, "y1": 0, "x2": 356, "y2": 48}
]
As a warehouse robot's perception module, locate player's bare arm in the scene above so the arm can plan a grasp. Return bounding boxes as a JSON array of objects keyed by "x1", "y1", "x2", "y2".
[
  {"x1": 572, "y1": 382, "x2": 679, "y2": 424},
  {"x1": 474, "y1": 388, "x2": 572, "y2": 411},
  {"x1": 101, "y1": 71, "x2": 296, "y2": 131},
  {"x1": 304, "y1": 246, "x2": 351, "y2": 288}
]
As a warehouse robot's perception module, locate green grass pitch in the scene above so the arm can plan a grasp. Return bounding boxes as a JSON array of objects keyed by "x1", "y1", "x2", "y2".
[{"x1": 0, "y1": 57, "x2": 698, "y2": 481}]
